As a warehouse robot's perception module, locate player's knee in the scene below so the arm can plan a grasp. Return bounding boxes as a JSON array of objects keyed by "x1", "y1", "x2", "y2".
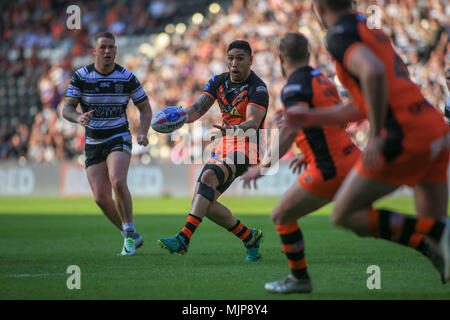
[
  {"x1": 110, "y1": 177, "x2": 128, "y2": 194},
  {"x1": 330, "y1": 206, "x2": 347, "y2": 228},
  {"x1": 271, "y1": 209, "x2": 283, "y2": 225},
  {"x1": 93, "y1": 193, "x2": 111, "y2": 209},
  {"x1": 271, "y1": 207, "x2": 291, "y2": 225},
  {"x1": 200, "y1": 169, "x2": 218, "y2": 188}
]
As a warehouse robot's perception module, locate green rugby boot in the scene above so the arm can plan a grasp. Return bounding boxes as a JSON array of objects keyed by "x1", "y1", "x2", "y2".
[
  {"x1": 245, "y1": 228, "x2": 263, "y2": 262},
  {"x1": 157, "y1": 234, "x2": 189, "y2": 255}
]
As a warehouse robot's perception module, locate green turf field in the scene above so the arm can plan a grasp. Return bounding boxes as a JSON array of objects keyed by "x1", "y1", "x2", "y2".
[{"x1": 0, "y1": 196, "x2": 449, "y2": 300}]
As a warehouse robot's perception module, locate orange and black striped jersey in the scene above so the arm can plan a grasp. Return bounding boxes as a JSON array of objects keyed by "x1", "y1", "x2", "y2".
[
  {"x1": 282, "y1": 66, "x2": 358, "y2": 180},
  {"x1": 202, "y1": 71, "x2": 269, "y2": 128},
  {"x1": 326, "y1": 13, "x2": 448, "y2": 161},
  {"x1": 202, "y1": 71, "x2": 269, "y2": 162}
]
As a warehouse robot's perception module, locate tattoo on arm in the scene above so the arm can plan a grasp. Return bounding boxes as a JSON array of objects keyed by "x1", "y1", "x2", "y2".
[
  {"x1": 62, "y1": 98, "x2": 81, "y2": 123},
  {"x1": 192, "y1": 94, "x2": 214, "y2": 117}
]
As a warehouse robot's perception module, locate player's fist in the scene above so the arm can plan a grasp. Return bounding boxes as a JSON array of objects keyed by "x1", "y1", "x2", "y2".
[
  {"x1": 77, "y1": 110, "x2": 95, "y2": 127},
  {"x1": 137, "y1": 134, "x2": 149, "y2": 146}
]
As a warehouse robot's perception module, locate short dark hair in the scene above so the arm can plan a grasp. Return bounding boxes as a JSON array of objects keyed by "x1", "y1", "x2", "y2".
[
  {"x1": 94, "y1": 31, "x2": 115, "y2": 45},
  {"x1": 227, "y1": 40, "x2": 252, "y2": 56},
  {"x1": 279, "y1": 33, "x2": 310, "y2": 64},
  {"x1": 318, "y1": 0, "x2": 352, "y2": 11}
]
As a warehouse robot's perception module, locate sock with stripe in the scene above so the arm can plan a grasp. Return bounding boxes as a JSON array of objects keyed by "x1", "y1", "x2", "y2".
[
  {"x1": 368, "y1": 208, "x2": 445, "y2": 253},
  {"x1": 228, "y1": 220, "x2": 253, "y2": 245},
  {"x1": 122, "y1": 222, "x2": 136, "y2": 238},
  {"x1": 276, "y1": 222, "x2": 309, "y2": 280},
  {"x1": 178, "y1": 214, "x2": 202, "y2": 245}
]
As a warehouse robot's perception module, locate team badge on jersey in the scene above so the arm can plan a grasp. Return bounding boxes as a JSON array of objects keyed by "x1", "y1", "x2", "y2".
[
  {"x1": 114, "y1": 83, "x2": 124, "y2": 93},
  {"x1": 217, "y1": 86, "x2": 245, "y2": 117}
]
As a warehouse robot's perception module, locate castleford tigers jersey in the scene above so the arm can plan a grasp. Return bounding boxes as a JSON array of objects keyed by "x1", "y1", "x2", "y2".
[
  {"x1": 325, "y1": 13, "x2": 449, "y2": 161},
  {"x1": 203, "y1": 71, "x2": 269, "y2": 126},
  {"x1": 202, "y1": 71, "x2": 269, "y2": 161},
  {"x1": 66, "y1": 63, "x2": 147, "y2": 145},
  {"x1": 282, "y1": 66, "x2": 358, "y2": 180}
]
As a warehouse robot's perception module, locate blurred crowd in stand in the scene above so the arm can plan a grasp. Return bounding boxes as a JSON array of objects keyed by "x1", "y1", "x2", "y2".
[{"x1": 0, "y1": 0, "x2": 448, "y2": 165}]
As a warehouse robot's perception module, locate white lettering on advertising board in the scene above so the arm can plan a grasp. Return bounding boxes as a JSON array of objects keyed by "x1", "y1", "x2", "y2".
[{"x1": 0, "y1": 167, "x2": 35, "y2": 195}]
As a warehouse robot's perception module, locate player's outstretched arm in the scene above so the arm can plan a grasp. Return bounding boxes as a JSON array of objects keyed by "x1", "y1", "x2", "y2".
[
  {"x1": 213, "y1": 104, "x2": 266, "y2": 135},
  {"x1": 62, "y1": 97, "x2": 94, "y2": 126},
  {"x1": 239, "y1": 105, "x2": 266, "y2": 131},
  {"x1": 135, "y1": 99, "x2": 152, "y2": 146},
  {"x1": 285, "y1": 102, "x2": 364, "y2": 128},
  {"x1": 185, "y1": 93, "x2": 215, "y2": 123},
  {"x1": 260, "y1": 116, "x2": 298, "y2": 169},
  {"x1": 242, "y1": 117, "x2": 299, "y2": 189}
]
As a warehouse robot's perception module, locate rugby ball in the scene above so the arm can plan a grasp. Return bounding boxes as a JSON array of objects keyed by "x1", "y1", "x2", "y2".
[{"x1": 151, "y1": 106, "x2": 187, "y2": 133}]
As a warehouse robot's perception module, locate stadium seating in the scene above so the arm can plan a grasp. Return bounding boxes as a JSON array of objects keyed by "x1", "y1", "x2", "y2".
[{"x1": 0, "y1": 0, "x2": 448, "y2": 164}]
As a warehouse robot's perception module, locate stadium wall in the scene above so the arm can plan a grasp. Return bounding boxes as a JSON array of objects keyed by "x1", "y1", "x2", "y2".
[{"x1": 0, "y1": 162, "x2": 435, "y2": 198}]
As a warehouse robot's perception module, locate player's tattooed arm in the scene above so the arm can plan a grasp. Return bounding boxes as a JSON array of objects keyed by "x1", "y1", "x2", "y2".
[
  {"x1": 62, "y1": 98, "x2": 94, "y2": 127},
  {"x1": 185, "y1": 94, "x2": 214, "y2": 123}
]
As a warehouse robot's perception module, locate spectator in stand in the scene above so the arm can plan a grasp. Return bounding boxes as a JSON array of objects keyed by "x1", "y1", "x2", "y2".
[{"x1": 0, "y1": 0, "x2": 448, "y2": 164}]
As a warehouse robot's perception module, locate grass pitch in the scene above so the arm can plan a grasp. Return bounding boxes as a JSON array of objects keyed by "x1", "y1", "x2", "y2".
[{"x1": 0, "y1": 196, "x2": 449, "y2": 300}]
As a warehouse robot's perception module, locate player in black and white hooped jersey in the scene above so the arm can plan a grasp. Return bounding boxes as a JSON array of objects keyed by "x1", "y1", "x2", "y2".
[{"x1": 63, "y1": 31, "x2": 152, "y2": 256}]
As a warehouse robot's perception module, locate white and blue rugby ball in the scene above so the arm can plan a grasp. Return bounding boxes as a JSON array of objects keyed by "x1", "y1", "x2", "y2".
[{"x1": 151, "y1": 106, "x2": 187, "y2": 133}]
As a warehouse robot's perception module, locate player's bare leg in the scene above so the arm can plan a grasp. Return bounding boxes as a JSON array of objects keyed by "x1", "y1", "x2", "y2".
[
  {"x1": 412, "y1": 181, "x2": 449, "y2": 282},
  {"x1": 331, "y1": 169, "x2": 397, "y2": 235},
  {"x1": 158, "y1": 161, "x2": 263, "y2": 260},
  {"x1": 205, "y1": 201, "x2": 235, "y2": 229},
  {"x1": 271, "y1": 182, "x2": 330, "y2": 225},
  {"x1": 189, "y1": 165, "x2": 222, "y2": 219},
  {"x1": 413, "y1": 182, "x2": 448, "y2": 219},
  {"x1": 107, "y1": 151, "x2": 133, "y2": 224},
  {"x1": 86, "y1": 162, "x2": 122, "y2": 231},
  {"x1": 107, "y1": 151, "x2": 142, "y2": 255},
  {"x1": 331, "y1": 168, "x2": 450, "y2": 282},
  {"x1": 157, "y1": 164, "x2": 222, "y2": 255},
  {"x1": 265, "y1": 182, "x2": 330, "y2": 294}
]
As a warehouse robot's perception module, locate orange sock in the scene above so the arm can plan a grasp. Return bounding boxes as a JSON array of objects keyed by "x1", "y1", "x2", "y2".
[
  {"x1": 367, "y1": 208, "x2": 443, "y2": 253},
  {"x1": 276, "y1": 222, "x2": 308, "y2": 279},
  {"x1": 178, "y1": 214, "x2": 202, "y2": 244},
  {"x1": 228, "y1": 220, "x2": 252, "y2": 244}
]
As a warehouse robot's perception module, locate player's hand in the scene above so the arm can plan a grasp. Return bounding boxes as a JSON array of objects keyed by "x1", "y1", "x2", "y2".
[
  {"x1": 137, "y1": 134, "x2": 149, "y2": 146},
  {"x1": 285, "y1": 106, "x2": 312, "y2": 128},
  {"x1": 213, "y1": 118, "x2": 233, "y2": 136},
  {"x1": 77, "y1": 110, "x2": 95, "y2": 127},
  {"x1": 274, "y1": 110, "x2": 284, "y2": 128},
  {"x1": 241, "y1": 166, "x2": 262, "y2": 189},
  {"x1": 289, "y1": 154, "x2": 306, "y2": 175},
  {"x1": 363, "y1": 136, "x2": 385, "y2": 171}
]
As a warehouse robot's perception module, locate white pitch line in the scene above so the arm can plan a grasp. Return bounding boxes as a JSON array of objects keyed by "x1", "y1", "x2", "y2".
[{"x1": 5, "y1": 272, "x2": 68, "y2": 278}]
